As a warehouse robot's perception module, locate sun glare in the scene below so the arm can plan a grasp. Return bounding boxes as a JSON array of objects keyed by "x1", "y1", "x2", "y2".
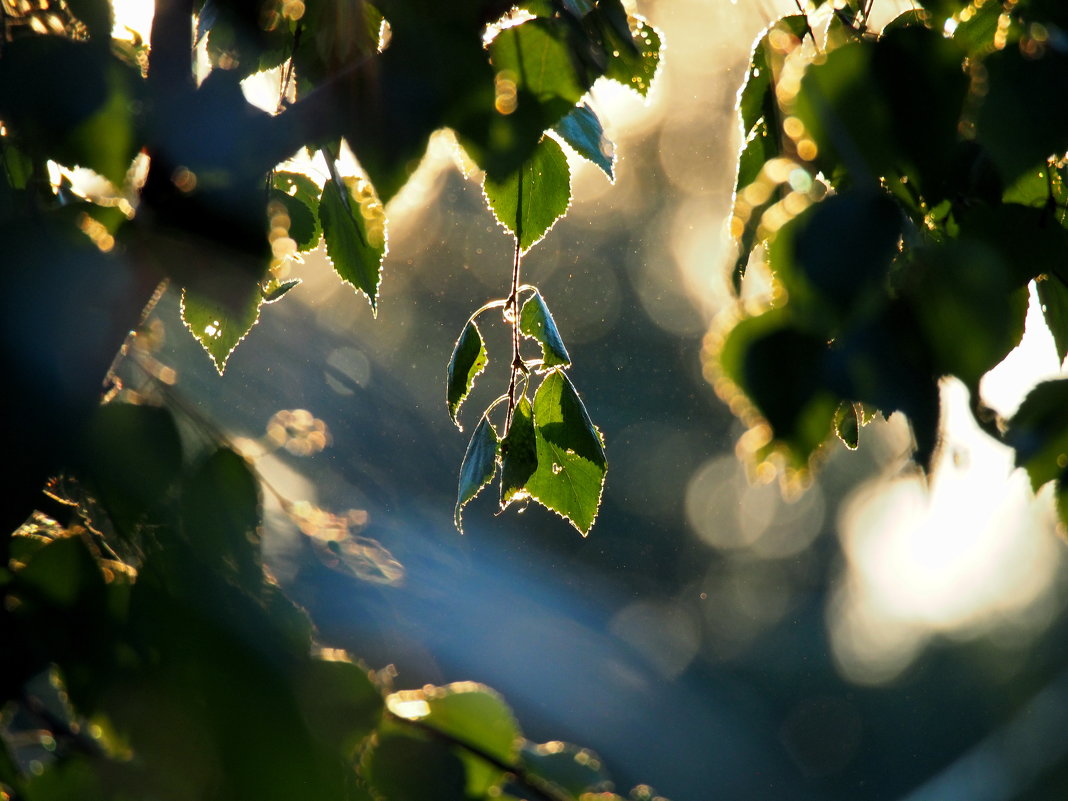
[{"x1": 830, "y1": 288, "x2": 1067, "y2": 685}]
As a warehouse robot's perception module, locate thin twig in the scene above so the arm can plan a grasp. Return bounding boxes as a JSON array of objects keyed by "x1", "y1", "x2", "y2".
[
  {"x1": 505, "y1": 236, "x2": 524, "y2": 433},
  {"x1": 387, "y1": 712, "x2": 572, "y2": 801}
]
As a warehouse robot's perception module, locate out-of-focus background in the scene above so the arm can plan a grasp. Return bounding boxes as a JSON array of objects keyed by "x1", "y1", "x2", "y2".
[{"x1": 125, "y1": 1, "x2": 1068, "y2": 799}]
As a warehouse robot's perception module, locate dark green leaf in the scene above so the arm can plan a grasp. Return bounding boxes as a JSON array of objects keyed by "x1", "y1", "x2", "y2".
[
  {"x1": 455, "y1": 416, "x2": 500, "y2": 533},
  {"x1": 447, "y1": 320, "x2": 489, "y2": 426},
  {"x1": 501, "y1": 397, "x2": 538, "y2": 506},
  {"x1": 79, "y1": 403, "x2": 183, "y2": 534},
  {"x1": 718, "y1": 309, "x2": 838, "y2": 467},
  {"x1": 490, "y1": 18, "x2": 589, "y2": 108},
  {"x1": 319, "y1": 177, "x2": 386, "y2": 313},
  {"x1": 906, "y1": 240, "x2": 1027, "y2": 389},
  {"x1": 519, "y1": 740, "x2": 612, "y2": 797},
  {"x1": 269, "y1": 182, "x2": 321, "y2": 252},
  {"x1": 364, "y1": 734, "x2": 467, "y2": 801},
  {"x1": 181, "y1": 284, "x2": 263, "y2": 374},
  {"x1": 296, "y1": 659, "x2": 383, "y2": 757},
  {"x1": 15, "y1": 536, "x2": 103, "y2": 609},
  {"x1": 524, "y1": 371, "x2": 607, "y2": 535},
  {"x1": 1006, "y1": 379, "x2": 1068, "y2": 490},
  {"x1": 833, "y1": 401, "x2": 861, "y2": 450},
  {"x1": 769, "y1": 191, "x2": 902, "y2": 332},
  {"x1": 484, "y1": 136, "x2": 571, "y2": 253},
  {"x1": 402, "y1": 683, "x2": 521, "y2": 797},
  {"x1": 1038, "y1": 274, "x2": 1068, "y2": 364},
  {"x1": 261, "y1": 277, "x2": 302, "y2": 303},
  {"x1": 600, "y1": 13, "x2": 663, "y2": 97},
  {"x1": 0, "y1": 38, "x2": 138, "y2": 186},
  {"x1": 553, "y1": 104, "x2": 614, "y2": 180},
  {"x1": 977, "y1": 47, "x2": 1068, "y2": 185},
  {"x1": 520, "y1": 291, "x2": 571, "y2": 368},
  {"x1": 181, "y1": 448, "x2": 261, "y2": 584}
]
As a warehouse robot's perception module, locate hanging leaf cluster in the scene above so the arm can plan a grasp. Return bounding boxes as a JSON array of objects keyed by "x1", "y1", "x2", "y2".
[{"x1": 717, "y1": 0, "x2": 1068, "y2": 510}]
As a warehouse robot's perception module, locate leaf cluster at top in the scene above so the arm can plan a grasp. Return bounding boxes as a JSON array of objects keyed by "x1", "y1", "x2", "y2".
[{"x1": 720, "y1": 0, "x2": 1068, "y2": 512}]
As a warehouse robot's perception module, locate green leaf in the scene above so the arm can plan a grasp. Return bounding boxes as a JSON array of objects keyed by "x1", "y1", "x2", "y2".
[
  {"x1": 524, "y1": 370, "x2": 607, "y2": 535},
  {"x1": 1006, "y1": 379, "x2": 1068, "y2": 490},
  {"x1": 398, "y1": 683, "x2": 521, "y2": 798},
  {"x1": 501, "y1": 396, "x2": 538, "y2": 506},
  {"x1": 1038, "y1": 274, "x2": 1068, "y2": 364},
  {"x1": 834, "y1": 401, "x2": 861, "y2": 450},
  {"x1": 455, "y1": 415, "x2": 500, "y2": 533},
  {"x1": 600, "y1": 13, "x2": 663, "y2": 97},
  {"x1": 261, "y1": 277, "x2": 302, "y2": 303},
  {"x1": 484, "y1": 136, "x2": 571, "y2": 253},
  {"x1": 553, "y1": 104, "x2": 614, "y2": 180},
  {"x1": 520, "y1": 291, "x2": 571, "y2": 368},
  {"x1": 79, "y1": 403, "x2": 183, "y2": 535},
  {"x1": 181, "y1": 284, "x2": 263, "y2": 374},
  {"x1": 447, "y1": 320, "x2": 489, "y2": 426},
  {"x1": 181, "y1": 448, "x2": 261, "y2": 584},
  {"x1": 295, "y1": 659, "x2": 383, "y2": 757},
  {"x1": 269, "y1": 180, "x2": 321, "y2": 252},
  {"x1": 769, "y1": 191, "x2": 902, "y2": 333},
  {"x1": 738, "y1": 15, "x2": 809, "y2": 137},
  {"x1": 977, "y1": 47, "x2": 1068, "y2": 185},
  {"x1": 718, "y1": 309, "x2": 838, "y2": 468},
  {"x1": 364, "y1": 734, "x2": 467, "y2": 801},
  {"x1": 319, "y1": 177, "x2": 386, "y2": 313},
  {"x1": 905, "y1": 240, "x2": 1027, "y2": 389},
  {"x1": 15, "y1": 536, "x2": 103, "y2": 609},
  {"x1": 520, "y1": 740, "x2": 612, "y2": 798},
  {"x1": 489, "y1": 18, "x2": 589, "y2": 109}
]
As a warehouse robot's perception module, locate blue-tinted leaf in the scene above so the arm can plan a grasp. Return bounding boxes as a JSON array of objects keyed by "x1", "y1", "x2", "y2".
[
  {"x1": 520, "y1": 291, "x2": 570, "y2": 368},
  {"x1": 455, "y1": 416, "x2": 500, "y2": 533},
  {"x1": 553, "y1": 104, "x2": 614, "y2": 180}
]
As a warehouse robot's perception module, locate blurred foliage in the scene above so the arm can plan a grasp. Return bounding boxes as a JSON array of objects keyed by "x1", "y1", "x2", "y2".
[
  {"x1": 0, "y1": 0, "x2": 666, "y2": 799},
  {"x1": 718, "y1": 0, "x2": 1068, "y2": 514}
]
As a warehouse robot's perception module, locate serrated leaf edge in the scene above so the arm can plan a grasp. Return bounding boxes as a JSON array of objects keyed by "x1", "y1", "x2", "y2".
[
  {"x1": 180, "y1": 288, "x2": 262, "y2": 376},
  {"x1": 447, "y1": 319, "x2": 490, "y2": 430}
]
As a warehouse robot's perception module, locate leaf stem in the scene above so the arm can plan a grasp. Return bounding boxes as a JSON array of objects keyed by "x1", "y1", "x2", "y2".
[{"x1": 505, "y1": 236, "x2": 524, "y2": 433}]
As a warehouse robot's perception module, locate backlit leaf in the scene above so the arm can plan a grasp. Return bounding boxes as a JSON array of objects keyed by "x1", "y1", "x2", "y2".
[
  {"x1": 520, "y1": 291, "x2": 571, "y2": 368},
  {"x1": 520, "y1": 740, "x2": 612, "y2": 798},
  {"x1": 295, "y1": 658, "x2": 383, "y2": 757},
  {"x1": 388, "y1": 682, "x2": 521, "y2": 798},
  {"x1": 833, "y1": 401, "x2": 861, "y2": 450},
  {"x1": 489, "y1": 18, "x2": 588, "y2": 109},
  {"x1": 181, "y1": 285, "x2": 263, "y2": 374},
  {"x1": 524, "y1": 371, "x2": 607, "y2": 535},
  {"x1": 455, "y1": 416, "x2": 500, "y2": 533},
  {"x1": 270, "y1": 172, "x2": 321, "y2": 252},
  {"x1": 600, "y1": 13, "x2": 663, "y2": 97},
  {"x1": 501, "y1": 396, "x2": 538, "y2": 506},
  {"x1": 484, "y1": 136, "x2": 571, "y2": 253},
  {"x1": 553, "y1": 104, "x2": 614, "y2": 180},
  {"x1": 319, "y1": 177, "x2": 386, "y2": 313},
  {"x1": 447, "y1": 320, "x2": 489, "y2": 426}
]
